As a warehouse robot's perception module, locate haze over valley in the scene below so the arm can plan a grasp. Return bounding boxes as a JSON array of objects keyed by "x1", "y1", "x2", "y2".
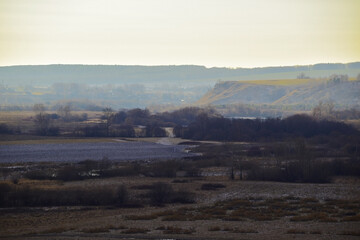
[
  {"x1": 1, "y1": 1, "x2": 360, "y2": 240},
  {"x1": 1, "y1": 62, "x2": 359, "y2": 113}
]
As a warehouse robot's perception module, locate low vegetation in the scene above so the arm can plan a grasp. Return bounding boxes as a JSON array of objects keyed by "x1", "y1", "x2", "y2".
[
  {"x1": 1, "y1": 105, "x2": 359, "y2": 239},
  {"x1": 125, "y1": 197, "x2": 360, "y2": 223},
  {"x1": 0, "y1": 182, "x2": 129, "y2": 207},
  {"x1": 201, "y1": 183, "x2": 226, "y2": 190},
  {"x1": 0, "y1": 180, "x2": 196, "y2": 208}
]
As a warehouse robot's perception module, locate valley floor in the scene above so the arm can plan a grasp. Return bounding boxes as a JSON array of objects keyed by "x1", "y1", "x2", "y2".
[{"x1": 1, "y1": 176, "x2": 359, "y2": 240}]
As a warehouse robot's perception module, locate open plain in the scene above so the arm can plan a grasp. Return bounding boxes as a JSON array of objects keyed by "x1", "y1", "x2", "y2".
[{"x1": 0, "y1": 176, "x2": 360, "y2": 240}]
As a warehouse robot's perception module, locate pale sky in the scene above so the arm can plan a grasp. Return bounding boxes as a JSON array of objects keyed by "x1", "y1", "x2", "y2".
[{"x1": 0, "y1": 0, "x2": 359, "y2": 68}]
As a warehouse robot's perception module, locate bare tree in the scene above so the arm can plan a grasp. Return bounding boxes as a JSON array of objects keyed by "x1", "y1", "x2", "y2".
[
  {"x1": 297, "y1": 72, "x2": 310, "y2": 79},
  {"x1": 57, "y1": 103, "x2": 72, "y2": 121},
  {"x1": 33, "y1": 103, "x2": 46, "y2": 114},
  {"x1": 34, "y1": 112, "x2": 51, "y2": 135},
  {"x1": 328, "y1": 74, "x2": 349, "y2": 84},
  {"x1": 312, "y1": 101, "x2": 334, "y2": 120},
  {"x1": 33, "y1": 104, "x2": 58, "y2": 135},
  {"x1": 102, "y1": 107, "x2": 114, "y2": 136}
]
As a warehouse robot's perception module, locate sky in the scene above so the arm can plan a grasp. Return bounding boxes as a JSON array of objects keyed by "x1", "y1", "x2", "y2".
[{"x1": 0, "y1": 0, "x2": 359, "y2": 68}]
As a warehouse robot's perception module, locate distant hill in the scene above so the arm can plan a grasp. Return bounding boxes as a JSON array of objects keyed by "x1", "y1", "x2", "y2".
[
  {"x1": 0, "y1": 62, "x2": 360, "y2": 87},
  {"x1": 197, "y1": 78, "x2": 360, "y2": 107},
  {"x1": 1, "y1": 63, "x2": 359, "y2": 110}
]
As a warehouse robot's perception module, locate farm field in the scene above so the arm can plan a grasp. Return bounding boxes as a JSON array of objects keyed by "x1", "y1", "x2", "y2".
[
  {"x1": 240, "y1": 77, "x2": 357, "y2": 86},
  {"x1": 0, "y1": 140, "x2": 196, "y2": 163}
]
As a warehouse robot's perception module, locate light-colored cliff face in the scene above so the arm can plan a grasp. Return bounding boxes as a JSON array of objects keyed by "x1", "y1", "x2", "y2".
[{"x1": 197, "y1": 79, "x2": 360, "y2": 107}]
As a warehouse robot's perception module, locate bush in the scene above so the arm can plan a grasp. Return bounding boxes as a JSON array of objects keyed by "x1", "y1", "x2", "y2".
[
  {"x1": 56, "y1": 166, "x2": 83, "y2": 181},
  {"x1": 116, "y1": 185, "x2": 128, "y2": 206},
  {"x1": 111, "y1": 125, "x2": 135, "y2": 137},
  {"x1": 149, "y1": 182, "x2": 173, "y2": 206},
  {"x1": 78, "y1": 125, "x2": 107, "y2": 137},
  {"x1": 0, "y1": 123, "x2": 13, "y2": 134},
  {"x1": 146, "y1": 124, "x2": 166, "y2": 137},
  {"x1": 170, "y1": 190, "x2": 195, "y2": 204},
  {"x1": 247, "y1": 166, "x2": 285, "y2": 182},
  {"x1": 148, "y1": 182, "x2": 196, "y2": 206},
  {"x1": 25, "y1": 170, "x2": 52, "y2": 180},
  {"x1": 201, "y1": 183, "x2": 226, "y2": 191},
  {"x1": 148, "y1": 161, "x2": 179, "y2": 178},
  {"x1": 0, "y1": 184, "x2": 130, "y2": 207},
  {"x1": 100, "y1": 165, "x2": 139, "y2": 178},
  {"x1": 247, "y1": 161, "x2": 332, "y2": 183},
  {"x1": 47, "y1": 126, "x2": 60, "y2": 136}
]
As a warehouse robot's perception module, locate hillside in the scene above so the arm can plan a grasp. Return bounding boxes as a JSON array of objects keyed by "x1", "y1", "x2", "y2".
[
  {"x1": 1, "y1": 62, "x2": 360, "y2": 87},
  {"x1": 1, "y1": 63, "x2": 359, "y2": 110},
  {"x1": 197, "y1": 78, "x2": 360, "y2": 107}
]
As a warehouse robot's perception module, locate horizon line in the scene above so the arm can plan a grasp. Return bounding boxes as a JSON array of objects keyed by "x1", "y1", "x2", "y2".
[{"x1": 1, "y1": 61, "x2": 360, "y2": 70}]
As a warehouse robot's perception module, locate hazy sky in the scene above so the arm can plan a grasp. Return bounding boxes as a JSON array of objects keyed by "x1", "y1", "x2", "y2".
[{"x1": 0, "y1": 0, "x2": 359, "y2": 68}]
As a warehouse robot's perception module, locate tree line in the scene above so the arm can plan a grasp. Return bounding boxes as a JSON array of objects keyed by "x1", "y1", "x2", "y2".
[{"x1": 174, "y1": 114, "x2": 358, "y2": 141}]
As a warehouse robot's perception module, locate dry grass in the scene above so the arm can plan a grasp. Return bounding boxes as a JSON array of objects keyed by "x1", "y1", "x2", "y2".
[
  {"x1": 286, "y1": 229, "x2": 306, "y2": 234},
  {"x1": 201, "y1": 183, "x2": 226, "y2": 190},
  {"x1": 338, "y1": 231, "x2": 360, "y2": 236},
  {"x1": 1, "y1": 175, "x2": 360, "y2": 240},
  {"x1": 223, "y1": 216, "x2": 244, "y2": 221},
  {"x1": 290, "y1": 213, "x2": 337, "y2": 222},
  {"x1": 125, "y1": 214, "x2": 158, "y2": 220},
  {"x1": 80, "y1": 224, "x2": 125, "y2": 233},
  {"x1": 342, "y1": 214, "x2": 360, "y2": 222},
  {"x1": 124, "y1": 196, "x2": 360, "y2": 224},
  {"x1": 240, "y1": 78, "x2": 314, "y2": 86},
  {"x1": 162, "y1": 226, "x2": 195, "y2": 235},
  {"x1": 121, "y1": 228, "x2": 150, "y2": 234},
  {"x1": 208, "y1": 226, "x2": 221, "y2": 231},
  {"x1": 231, "y1": 228, "x2": 258, "y2": 233},
  {"x1": 162, "y1": 214, "x2": 190, "y2": 221},
  {"x1": 81, "y1": 227, "x2": 110, "y2": 233},
  {"x1": 41, "y1": 227, "x2": 70, "y2": 234}
]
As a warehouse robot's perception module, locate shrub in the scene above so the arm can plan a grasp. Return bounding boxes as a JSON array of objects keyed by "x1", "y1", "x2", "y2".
[
  {"x1": 56, "y1": 166, "x2": 83, "y2": 181},
  {"x1": 122, "y1": 228, "x2": 149, "y2": 234},
  {"x1": 232, "y1": 228, "x2": 258, "y2": 233},
  {"x1": 208, "y1": 226, "x2": 221, "y2": 231},
  {"x1": 148, "y1": 161, "x2": 179, "y2": 178},
  {"x1": 339, "y1": 231, "x2": 360, "y2": 236},
  {"x1": 287, "y1": 229, "x2": 306, "y2": 234},
  {"x1": 42, "y1": 227, "x2": 69, "y2": 234},
  {"x1": 100, "y1": 166, "x2": 138, "y2": 178},
  {"x1": 149, "y1": 182, "x2": 173, "y2": 206},
  {"x1": 148, "y1": 182, "x2": 195, "y2": 205},
  {"x1": 0, "y1": 123, "x2": 13, "y2": 134},
  {"x1": 172, "y1": 179, "x2": 189, "y2": 183},
  {"x1": 116, "y1": 185, "x2": 128, "y2": 206},
  {"x1": 170, "y1": 190, "x2": 195, "y2": 204},
  {"x1": 82, "y1": 227, "x2": 110, "y2": 233},
  {"x1": 25, "y1": 170, "x2": 52, "y2": 180},
  {"x1": 47, "y1": 126, "x2": 60, "y2": 136},
  {"x1": 201, "y1": 183, "x2": 226, "y2": 190},
  {"x1": 162, "y1": 226, "x2": 195, "y2": 235},
  {"x1": 146, "y1": 125, "x2": 166, "y2": 137},
  {"x1": 0, "y1": 184, "x2": 130, "y2": 208},
  {"x1": 131, "y1": 184, "x2": 154, "y2": 190}
]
